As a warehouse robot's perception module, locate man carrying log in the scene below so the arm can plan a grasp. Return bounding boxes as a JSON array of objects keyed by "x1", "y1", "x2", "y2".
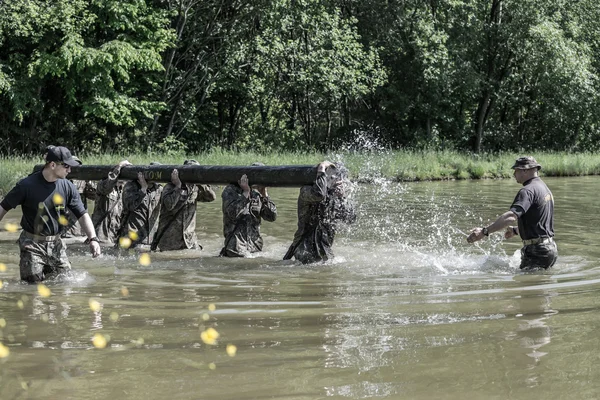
[
  {"x1": 0, "y1": 146, "x2": 101, "y2": 282},
  {"x1": 118, "y1": 162, "x2": 163, "y2": 248},
  {"x1": 91, "y1": 160, "x2": 131, "y2": 244},
  {"x1": 152, "y1": 159, "x2": 216, "y2": 251},
  {"x1": 220, "y1": 163, "x2": 278, "y2": 257},
  {"x1": 284, "y1": 161, "x2": 356, "y2": 263}
]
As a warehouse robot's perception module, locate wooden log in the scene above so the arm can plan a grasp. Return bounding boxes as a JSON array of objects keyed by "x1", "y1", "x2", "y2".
[{"x1": 33, "y1": 164, "x2": 319, "y2": 186}]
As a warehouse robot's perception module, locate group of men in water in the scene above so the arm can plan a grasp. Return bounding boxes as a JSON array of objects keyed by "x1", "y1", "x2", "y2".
[
  {"x1": 0, "y1": 146, "x2": 557, "y2": 283},
  {"x1": 0, "y1": 146, "x2": 357, "y2": 282}
]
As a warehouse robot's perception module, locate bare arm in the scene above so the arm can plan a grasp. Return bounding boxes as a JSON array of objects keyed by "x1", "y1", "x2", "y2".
[
  {"x1": 467, "y1": 211, "x2": 518, "y2": 243},
  {"x1": 78, "y1": 213, "x2": 101, "y2": 257}
]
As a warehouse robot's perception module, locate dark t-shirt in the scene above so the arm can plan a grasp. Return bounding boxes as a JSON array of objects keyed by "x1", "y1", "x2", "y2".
[
  {"x1": 509, "y1": 177, "x2": 554, "y2": 240},
  {"x1": 0, "y1": 171, "x2": 86, "y2": 235}
]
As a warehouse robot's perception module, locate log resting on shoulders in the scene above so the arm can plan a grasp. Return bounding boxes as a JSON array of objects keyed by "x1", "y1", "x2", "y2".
[{"x1": 33, "y1": 165, "x2": 320, "y2": 187}]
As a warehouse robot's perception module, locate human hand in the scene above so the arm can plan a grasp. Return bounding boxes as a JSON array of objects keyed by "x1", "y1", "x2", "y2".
[
  {"x1": 317, "y1": 161, "x2": 335, "y2": 173},
  {"x1": 504, "y1": 226, "x2": 517, "y2": 239},
  {"x1": 466, "y1": 227, "x2": 485, "y2": 243},
  {"x1": 171, "y1": 169, "x2": 182, "y2": 188},
  {"x1": 89, "y1": 241, "x2": 101, "y2": 257},
  {"x1": 239, "y1": 174, "x2": 250, "y2": 195},
  {"x1": 138, "y1": 172, "x2": 148, "y2": 191}
]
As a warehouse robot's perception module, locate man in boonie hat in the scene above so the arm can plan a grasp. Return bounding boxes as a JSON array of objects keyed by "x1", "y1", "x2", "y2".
[
  {"x1": 467, "y1": 156, "x2": 557, "y2": 270},
  {"x1": 151, "y1": 159, "x2": 216, "y2": 251},
  {"x1": 0, "y1": 145, "x2": 101, "y2": 282}
]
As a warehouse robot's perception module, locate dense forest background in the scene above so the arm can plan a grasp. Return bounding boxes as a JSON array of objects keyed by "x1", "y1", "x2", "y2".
[{"x1": 1, "y1": 0, "x2": 599, "y2": 155}]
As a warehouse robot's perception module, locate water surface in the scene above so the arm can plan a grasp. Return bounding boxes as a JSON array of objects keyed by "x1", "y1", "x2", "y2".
[{"x1": 1, "y1": 176, "x2": 599, "y2": 399}]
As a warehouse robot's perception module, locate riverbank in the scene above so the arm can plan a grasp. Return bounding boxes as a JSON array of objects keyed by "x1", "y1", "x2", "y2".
[{"x1": 1, "y1": 150, "x2": 600, "y2": 195}]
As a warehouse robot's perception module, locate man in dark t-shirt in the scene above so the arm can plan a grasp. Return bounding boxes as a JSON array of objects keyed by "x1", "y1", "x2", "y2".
[
  {"x1": 467, "y1": 156, "x2": 557, "y2": 270},
  {"x1": 0, "y1": 146, "x2": 101, "y2": 282}
]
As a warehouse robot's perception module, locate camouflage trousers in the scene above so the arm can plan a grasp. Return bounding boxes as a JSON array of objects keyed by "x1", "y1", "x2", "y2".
[
  {"x1": 18, "y1": 231, "x2": 71, "y2": 283},
  {"x1": 520, "y1": 240, "x2": 558, "y2": 270}
]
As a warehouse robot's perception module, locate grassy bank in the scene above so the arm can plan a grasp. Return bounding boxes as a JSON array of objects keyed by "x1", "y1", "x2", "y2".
[{"x1": 2, "y1": 150, "x2": 600, "y2": 195}]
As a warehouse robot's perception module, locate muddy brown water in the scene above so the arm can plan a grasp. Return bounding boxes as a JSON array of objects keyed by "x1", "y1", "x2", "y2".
[{"x1": 1, "y1": 176, "x2": 599, "y2": 399}]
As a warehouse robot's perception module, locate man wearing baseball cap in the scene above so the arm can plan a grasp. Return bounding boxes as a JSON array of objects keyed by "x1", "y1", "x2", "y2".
[
  {"x1": 0, "y1": 145, "x2": 101, "y2": 282},
  {"x1": 467, "y1": 156, "x2": 557, "y2": 270}
]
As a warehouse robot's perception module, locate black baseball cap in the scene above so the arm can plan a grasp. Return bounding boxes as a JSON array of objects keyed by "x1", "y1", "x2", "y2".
[{"x1": 45, "y1": 146, "x2": 80, "y2": 167}]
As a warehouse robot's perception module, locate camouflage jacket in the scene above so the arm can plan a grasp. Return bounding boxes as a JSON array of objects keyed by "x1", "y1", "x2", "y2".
[
  {"x1": 91, "y1": 166, "x2": 125, "y2": 244},
  {"x1": 220, "y1": 184, "x2": 277, "y2": 257},
  {"x1": 120, "y1": 181, "x2": 163, "y2": 247},
  {"x1": 283, "y1": 172, "x2": 356, "y2": 263},
  {"x1": 153, "y1": 183, "x2": 216, "y2": 251}
]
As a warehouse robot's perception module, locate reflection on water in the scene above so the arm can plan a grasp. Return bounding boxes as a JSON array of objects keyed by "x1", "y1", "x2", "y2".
[{"x1": 1, "y1": 176, "x2": 600, "y2": 399}]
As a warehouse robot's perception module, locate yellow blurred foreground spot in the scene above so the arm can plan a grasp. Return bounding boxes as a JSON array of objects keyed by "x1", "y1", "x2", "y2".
[
  {"x1": 4, "y1": 223, "x2": 18, "y2": 233},
  {"x1": 128, "y1": 231, "x2": 139, "y2": 241},
  {"x1": 200, "y1": 328, "x2": 220, "y2": 345},
  {"x1": 139, "y1": 253, "x2": 151, "y2": 266},
  {"x1": 89, "y1": 299, "x2": 102, "y2": 312},
  {"x1": 0, "y1": 343, "x2": 10, "y2": 358},
  {"x1": 58, "y1": 215, "x2": 69, "y2": 226},
  {"x1": 119, "y1": 237, "x2": 132, "y2": 249},
  {"x1": 92, "y1": 333, "x2": 107, "y2": 349},
  {"x1": 52, "y1": 193, "x2": 64, "y2": 205},
  {"x1": 226, "y1": 344, "x2": 237, "y2": 357},
  {"x1": 121, "y1": 287, "x2": 130, "y2": 297},
  {"x1": 208, "y1": 303, "x2": 216, "y2": 312},
  {"x1": 208, "y1": 363, "x2": 216, "y2": 370},
  {"x1": 37, "y1": 284, "x2": 51, "y2": 298},
  {"x1": 0, "y1": 263, "x2": 7, "y2": 272}
]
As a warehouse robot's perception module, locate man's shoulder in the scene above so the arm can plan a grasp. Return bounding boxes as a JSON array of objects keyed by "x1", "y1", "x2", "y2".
[
  {"x1": 56, "y1": 178, "x2": 77, "y2": 191},
  {"x1": 527, "y1": 177, "x2": 551, "y2": 192},
  {"x1": 16, "y1": 171, "x2": 42, "y2": 185}
]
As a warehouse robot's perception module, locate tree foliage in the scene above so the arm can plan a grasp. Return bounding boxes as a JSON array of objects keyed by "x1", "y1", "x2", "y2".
[{"x1": 1, "y1": 0, "x2": 600, "y2": 154}]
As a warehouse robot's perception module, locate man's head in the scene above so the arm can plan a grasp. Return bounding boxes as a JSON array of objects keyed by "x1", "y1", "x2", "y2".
[
  {"x1": 512, "y1": 156, "x2": 541, "y2": 184},
  {"x1": 326, "y1": 162, "x2": 349, "y2": 191},
  {"x1": 45, "y1": 146, "x2": 79, "y2": 179},
  {"x1": 184, "y1": 159, "x2": 199, "y2": 166}
]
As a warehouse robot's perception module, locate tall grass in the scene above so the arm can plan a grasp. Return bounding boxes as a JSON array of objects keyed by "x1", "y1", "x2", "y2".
[{"x1": 2, "y1": 150, "x2": 600, "y2": 196}]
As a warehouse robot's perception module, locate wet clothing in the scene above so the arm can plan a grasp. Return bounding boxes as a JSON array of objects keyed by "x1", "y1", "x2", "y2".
[
  {"x1": 520, "y1": 238, "x2": 558, "y2": 270},
  {"x1": 18, "y1": 231, "x2": 71, "y2": 283},
  {"x1": 283, "y1": 172, "x2": 356, "y2": 263},
  {"x1": 0, "y1": 171, "x2": 87, "y2": 282},
  {"x1": 119, "y1": 181, "x2": 163, "y2": 247},
  {"x1": 92, "y1": 167, "x2": 125, "y2": 244},
  {"x1": 1, "y1": 171, "x2": 86, "y2": 236},
  {"x1": 510, "y1": 177, "x2": 557, "y2": 269},
  {"x1": 220, "y1": 184, "x2": 277, "y2": 257},
  {"x1": 152, "y1": 183, "x2": 216, "y2": 251}
]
